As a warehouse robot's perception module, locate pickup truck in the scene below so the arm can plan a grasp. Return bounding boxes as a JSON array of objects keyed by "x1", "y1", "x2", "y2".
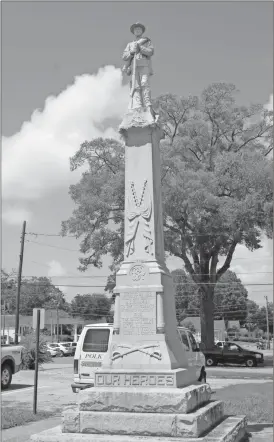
[
  {"x1": 204, "y1": 342, "x2": 264, "y2": 367},
  {"x1": 1, "y1": 345, "x2": 23, "y2": 389}
]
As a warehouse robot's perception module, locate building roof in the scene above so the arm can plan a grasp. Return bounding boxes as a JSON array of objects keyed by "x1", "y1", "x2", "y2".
[
  {"x1": 228, "y1": 320, "x2": 240, "y2": 329},
  {"x1": 183, "y1": 317, "x2": 226, "y2": 332}
]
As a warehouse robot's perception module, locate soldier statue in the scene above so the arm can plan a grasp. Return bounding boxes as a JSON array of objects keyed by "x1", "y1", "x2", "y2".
[{"x1": 122, "y1": 22, "x2": 157, "y2": 120}]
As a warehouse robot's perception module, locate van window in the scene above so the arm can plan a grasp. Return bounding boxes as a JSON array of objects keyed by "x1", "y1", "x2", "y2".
[
  {"x1": 188, "y1": 332, "x2": 198, "y2": 351},
  {"x1": 83, "y1": 328, "x2": 110, "y2": 353},
  {"x1": 179, "y1": 330, "x2": 190, "y2": 350}
]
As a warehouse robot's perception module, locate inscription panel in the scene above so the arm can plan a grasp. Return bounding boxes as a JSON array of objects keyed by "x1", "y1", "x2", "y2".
[
  {"x1": 95, "y1": 373, "x2": 175, "y2": 388},
  {"x1": 120, "y1": 292, "x2": 156, "y2": 336}
]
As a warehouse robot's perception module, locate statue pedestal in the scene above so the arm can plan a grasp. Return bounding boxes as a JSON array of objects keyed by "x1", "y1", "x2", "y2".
[
  {"x1": 31, "y1": 110, "x2": 247, "y2": 442},
  {"x1": 94, "y1": 111, "x2": 196, "y2": 388}
]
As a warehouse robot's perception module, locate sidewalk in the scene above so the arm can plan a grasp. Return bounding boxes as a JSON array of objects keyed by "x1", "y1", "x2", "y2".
[
  {"x1": 2, "y1": 417, "x2": 60, "y2": 442},
  {"x1": 2, "y1": 418, "x2": 272, "y2": 442}
]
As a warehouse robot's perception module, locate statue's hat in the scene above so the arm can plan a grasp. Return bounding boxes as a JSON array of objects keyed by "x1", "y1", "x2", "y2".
[{"x1": 130, "y1": 22, "x2": 146, "y2": 34}]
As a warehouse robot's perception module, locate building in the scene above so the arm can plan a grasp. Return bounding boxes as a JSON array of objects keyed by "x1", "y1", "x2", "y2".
[
  {"x1": 1, "y1": 310, "x2": 107, "y2": 343},
  {"x1": 182, "y1": 317, "x2": 227, "y2": 342}
]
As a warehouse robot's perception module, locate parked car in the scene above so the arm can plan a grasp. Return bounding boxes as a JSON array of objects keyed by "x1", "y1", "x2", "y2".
[
  {"x1": 1, "y1": 344, "x2": 23, "y2": 389},
  {"x1": 203, "y1": 342, "x2": 264, "y2": 367},
  {"x1": 47, "y1": 343, "x2": 71, "y2": 357},
  {"x1": 46, "y1": 344, "x2": 62, "y2": 357},
  {"x1": 55, "y1": 342, "x2": 73, "y2": 357}
]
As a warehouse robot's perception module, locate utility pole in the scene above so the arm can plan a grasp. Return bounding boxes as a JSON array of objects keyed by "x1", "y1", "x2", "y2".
[
  {"x1": 265, "y1": 296, "x2": 270, "y2": 350},
  {"x1": 15, "y1": 221, "x2": 26, "y2": 345},
  {"x1": 56, "y1": 305, "x2": 59, "y2": 343},
  {"x1": 50, "y1": 311, "x2": 53, "y2": 342},
  {"x1": 2, "y1": 301, "x2": 6, "y2": 343},
  {"x1": 33, "y1": 309, "x2": 40, "y2": 414}
]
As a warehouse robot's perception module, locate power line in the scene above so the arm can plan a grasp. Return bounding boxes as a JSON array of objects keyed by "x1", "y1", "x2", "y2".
[
  {"x1": 24, "y1": 232, "x2": 273, "y2": 261},
  {"x1": 14, "y1": 281, "x2": 274, "y2": 287},
  {"x1": 24, "y1": 230, "x2": 274, "y2": 241},
  {"x1": 26, "y1": 240, "x2": 79, "y2": 252},
  {"x1": 22, "y1": 274, "x2": 108, "y2": 279},
  {"x1": 26, "y1": 232, "x2": 76, "y2": 238},
  {"x1": 20, "y1": 271, "x2": 273, "y2": 278}
]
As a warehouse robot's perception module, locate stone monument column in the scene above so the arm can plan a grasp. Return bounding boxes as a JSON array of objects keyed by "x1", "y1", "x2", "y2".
[{"x1": 96, "y1": 116, "x2": 197, "y2": 386}]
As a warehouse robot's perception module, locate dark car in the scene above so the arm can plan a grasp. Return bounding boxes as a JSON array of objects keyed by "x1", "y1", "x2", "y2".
[{"x1": 203, "y1": 342, "x2": 264, "y2": 367}]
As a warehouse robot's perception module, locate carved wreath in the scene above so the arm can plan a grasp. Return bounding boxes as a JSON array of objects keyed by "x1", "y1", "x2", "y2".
[{"x1": 129, "y1": 264, "x2": 146, "y2": 282}]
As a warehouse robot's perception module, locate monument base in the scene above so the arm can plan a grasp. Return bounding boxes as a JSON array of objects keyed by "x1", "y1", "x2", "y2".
[
  {"x1": 31, "y1": 384, "x2": 247, "y2": 442},
  {"x1": 31, "y1": 417, "x2": 247, "y2": 442}
]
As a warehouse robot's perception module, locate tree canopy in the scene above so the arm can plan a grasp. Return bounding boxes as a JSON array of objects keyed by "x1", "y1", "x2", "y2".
[
  {"x1": 245, "y1": 300, "x2": 273, "y2": 334},
  {"x1": 173, "y1": 269, "x2": 249, "y2": 325},
  {"x1": 1, "y1": 270, "x2": 68, "y2": 315},
  {"x1": 61, "y1": 83, "x2": 273, "y2": 347},
  {"x1": 69, "y1": 293, "x2": 112, "y2": 322}
]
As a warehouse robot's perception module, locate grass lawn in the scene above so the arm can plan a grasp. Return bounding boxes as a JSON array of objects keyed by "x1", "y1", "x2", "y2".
[
  {"x1": 1, "y1": 404, "x2": 59, "y2": 430},
  {"x1": 213, "y1": 382, "x2": 273, "y2": 423}
]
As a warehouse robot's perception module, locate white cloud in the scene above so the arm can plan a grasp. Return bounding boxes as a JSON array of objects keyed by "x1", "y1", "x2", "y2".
[
  {"x1": 2, "y1": 66, "x2": 128, "y2": 208},
  {"x1": 47, "y1": 260, "x2": 67, "y2": 277},
  {"x1": 47, "y1": 260, "x2": 70, "y2": 295},
  {"x1": 2, "y1": 206, "x2": 32, "y2": 225}
]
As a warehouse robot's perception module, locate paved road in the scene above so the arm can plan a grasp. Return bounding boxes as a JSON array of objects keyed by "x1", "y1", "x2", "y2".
[
  {"x1": 1, "y1": 361, "x2": 272, "y2": 399},
  {"x1": 41, "y1": 356, "x2": 273, "y2": 378}
]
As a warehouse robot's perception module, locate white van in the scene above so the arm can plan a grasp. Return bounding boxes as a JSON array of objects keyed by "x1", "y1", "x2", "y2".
[{"x1": 72, "y1": 323, "x2": 206, "y2": 393}]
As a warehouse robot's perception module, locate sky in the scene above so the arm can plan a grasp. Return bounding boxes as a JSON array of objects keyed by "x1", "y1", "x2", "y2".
[{"x1": 2, "y1": 1, "x2": 273, "y2": 305}]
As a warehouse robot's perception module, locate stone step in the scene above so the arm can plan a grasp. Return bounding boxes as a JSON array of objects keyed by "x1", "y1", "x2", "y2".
[
  {"x1": 63, "y1": 401, "x2": 224, "y2": 438},
  {"x1": 203, "y1": 416, "x2": 247, "y2": 442},
  {"x1": 30, "y1": 416, "x2": 247, "y2": 442},
  {"x1": 78, "y1": 384, "x2": 212, "y2": 414}
]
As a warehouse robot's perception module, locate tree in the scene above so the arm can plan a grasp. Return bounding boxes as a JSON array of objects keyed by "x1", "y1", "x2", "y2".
[
  {"x1": 1, "y1": 270, "x2": 68, "y2": 316},
  {"x1": 173, "y1": 269, "x2": 248, "y2": 326},
  {"x1": 62, "y1": 83, "x2": 273, "y2": 348},
  {"x1": 245, "y1": 301, "x2": 273, "y2": 333},
  {"x1": 213, "y1": 271, "x2": 248, "y2": 324},
  {"x1": 172, "y1": 269, "x2": 199, "y2": 323},
  {"x1": 69, "y1": 293, "x2": 112, "y2": 322}
]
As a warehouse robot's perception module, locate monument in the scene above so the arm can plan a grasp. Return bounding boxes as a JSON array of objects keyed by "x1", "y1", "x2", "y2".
[{"x1": 31, "y1": 23, "x2": 247, "y2": 442}]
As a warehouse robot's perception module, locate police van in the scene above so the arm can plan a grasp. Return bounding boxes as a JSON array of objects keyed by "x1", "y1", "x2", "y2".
[{"x1": 71, "y1": 323, "x2": 206, "y2": 393}]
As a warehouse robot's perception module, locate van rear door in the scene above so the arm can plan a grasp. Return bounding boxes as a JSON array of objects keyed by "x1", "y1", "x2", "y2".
[
  {"x1": 177, "y1": 328, "x2": 205, "y2": 377},
  {"x1": 79, "y1": 327, "x2": 112, "y2": 382}
]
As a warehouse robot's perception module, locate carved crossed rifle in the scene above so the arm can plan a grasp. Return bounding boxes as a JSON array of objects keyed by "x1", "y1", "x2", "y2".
[{"x1": 111, "y1": 344, "x2": 162, "y2": 361}]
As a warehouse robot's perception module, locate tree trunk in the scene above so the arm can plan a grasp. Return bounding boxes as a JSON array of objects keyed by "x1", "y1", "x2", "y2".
[{"x1": 200, "y1": 288, "x2": 215, "y2": 349}]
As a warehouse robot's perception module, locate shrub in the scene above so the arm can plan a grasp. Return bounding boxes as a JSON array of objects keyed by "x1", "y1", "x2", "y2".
[
  {"x1": 20, "y1": 330, "x2": 52, "y2": 370},
  {"x1": 238, "y1": 337, "x2": 258, "y2": 343}
]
